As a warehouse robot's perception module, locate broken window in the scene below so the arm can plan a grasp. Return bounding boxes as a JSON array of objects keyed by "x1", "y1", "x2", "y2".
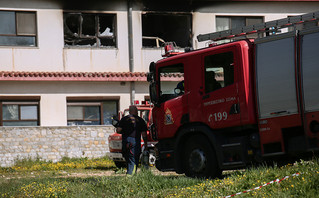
[
  {"x1": 0, "y1": 11, "x2": 37, "y2": 46},
  {"x1": 64, "y1": 13, "x2": 116, "y2": 47},
  {"x1": 142, "y1": 13, "x2": 192, "y2": 48}
]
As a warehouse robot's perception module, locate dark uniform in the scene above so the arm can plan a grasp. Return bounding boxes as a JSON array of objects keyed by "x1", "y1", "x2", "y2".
[{"x1": 118, "y1": 114, "x2": 147, "y2": 175}]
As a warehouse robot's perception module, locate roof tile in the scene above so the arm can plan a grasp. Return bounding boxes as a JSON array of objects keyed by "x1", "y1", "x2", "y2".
[{"x1": 0, "y1": 71, "x2": 182, "y2": 82}]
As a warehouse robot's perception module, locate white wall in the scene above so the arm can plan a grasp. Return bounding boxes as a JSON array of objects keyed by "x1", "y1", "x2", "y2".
[
  {"x1": 195, "y1": 2, "x2": 319, "y2": 14},
  {"x1": 0, "y1": 8, "x2": 64, "y2": 72},
  {"x1": 1, "y1": 4, "x2": 318, "y2": 73},
  {"x1": 193, "y1": 12, "x2": 216, "y2": 50},
  {"x1": 40, "y1": 94, "x2": 67, "y2": 126},
  {"x1": 0, "y1": 9, "x2": 132, "y2": 73},
  {"x1": 1, "y1": 1, "x2": 319, "y2": 127},
  {"x1": 193, "y1": 2, "x2": 319, "y2": 47},
  {"x1": 0, "y1": 81, "x2": 149, "y2": 126}
]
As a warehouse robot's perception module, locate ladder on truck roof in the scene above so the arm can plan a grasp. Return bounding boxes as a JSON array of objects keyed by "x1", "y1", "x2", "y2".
[{"x1": 197, "y1": 11, "x2": 319, "y2": 42}]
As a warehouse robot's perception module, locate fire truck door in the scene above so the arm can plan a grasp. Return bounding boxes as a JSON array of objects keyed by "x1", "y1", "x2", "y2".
[{"x1": 201, "y1": 50, "x2": 241, "y2": 129}]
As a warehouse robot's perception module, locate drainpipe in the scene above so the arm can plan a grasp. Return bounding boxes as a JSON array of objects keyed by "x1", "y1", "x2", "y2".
[{"x1": 128, "y1": 0, "x2": 135, "y2": 105}]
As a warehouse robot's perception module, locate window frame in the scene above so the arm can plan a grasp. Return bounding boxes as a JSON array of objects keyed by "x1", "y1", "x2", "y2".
[
  {"x1": 63, "y1": 12, "x2": 117, "y2": 48},
  {"x1": 158, "y1": 63, "x2": 185, "y2": 103},
  {"x1": 67, "y1": 103, "x2": 101, "y2": 123},
  {"x1": 0, "y1": 10, "x2": 37, "y2": 47},
  {"x1": 216, "y1": 16, "x2": 264, "y2": 30},
  {"x1": 0, "y1": 100, "x2": 40, "y2": 126},
  {"x1": 216, "y1": 16, "x2": 264, "y2": 40},
  {"x1": 204, "y1": 51, "x2": 235, "y2": 94},
  {"x1": 66, "y1": 98, "x2": 119, "y2": 126}
]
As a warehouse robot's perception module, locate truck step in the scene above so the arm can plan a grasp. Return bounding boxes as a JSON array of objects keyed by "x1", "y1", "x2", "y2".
[
  {"x1": 222, "y1": 143, "x2": 241, "y2": 148},
  {"x1": 262, "y1": 152, "x2": 285, "y2": 157},
  {"x1": 221, "y1": 142, "x2": 245, "y2": 168},
  {"x1": 222, "y1": 161, "x2": 245, "y2": 166}
]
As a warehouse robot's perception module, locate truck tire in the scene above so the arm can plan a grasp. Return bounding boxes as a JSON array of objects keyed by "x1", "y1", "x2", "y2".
[
  {"x1": 183, "y1": 136, "x2": 221, "y2": 178},
  {"x1": 114, "y1": 161, "x2": 126, "y2": 168}
]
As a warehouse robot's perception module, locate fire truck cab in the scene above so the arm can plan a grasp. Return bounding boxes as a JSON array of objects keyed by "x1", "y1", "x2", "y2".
[
  {"x1": 108, "y1": 101, "x2": 157, "y2": 168},
  {"x1": 148, "y1": 12, "x2": 319, "y2": 178}
]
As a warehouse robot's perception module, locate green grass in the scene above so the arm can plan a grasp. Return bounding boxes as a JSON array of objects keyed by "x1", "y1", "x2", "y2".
[
  {"x1": 0, "y1": 156, "x2": 319, "y2": 197},
  {"x1": 0, "y1": 156, "x2": 115, "y2": 173}
]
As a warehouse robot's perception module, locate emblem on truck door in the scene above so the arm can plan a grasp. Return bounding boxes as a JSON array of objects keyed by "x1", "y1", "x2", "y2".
[{"x1": 164, "y1": 108, "x2": 174, "y2": 125}]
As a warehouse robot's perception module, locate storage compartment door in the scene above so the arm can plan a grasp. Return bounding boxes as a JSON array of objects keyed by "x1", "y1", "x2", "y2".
[
  {"x1": 255, "y1": 33, "x2": 298, "y2": 119},
  {"x1": 300, "y1": 29, "x2": 319, "y2": 113},
  {"x1": 255, "y1": 33, "x2": 301, "y2": 154},
  {"x1": 300, "y1": 28, "x2": 319, "y2": 140}
]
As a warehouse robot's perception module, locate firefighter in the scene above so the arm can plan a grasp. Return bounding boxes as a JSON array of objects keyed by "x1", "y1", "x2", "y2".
[
  {"x1": 116, "y1": 105, "x2": 148, "y2": 175},
  {"x1": 206, "y1": 71, "x2": 221, "y2": 92}
]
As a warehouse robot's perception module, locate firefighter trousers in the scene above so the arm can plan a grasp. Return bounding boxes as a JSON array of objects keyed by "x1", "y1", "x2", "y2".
[{"x1": 123, "y1": 137, "x2": 141, "y2": 175}]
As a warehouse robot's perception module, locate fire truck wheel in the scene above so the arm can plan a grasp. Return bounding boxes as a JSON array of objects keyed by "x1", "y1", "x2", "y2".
[
  {"x1": 183, "y1": 136, "x2": 220, "y2": 178},
  {"x1": 114, "y1": 161, "x2": 127, "y2": 168}
]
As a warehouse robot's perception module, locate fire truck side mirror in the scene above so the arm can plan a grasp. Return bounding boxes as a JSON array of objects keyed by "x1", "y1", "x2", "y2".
[
  {"x1": 147, "y1": 72, "x2": 153, "y2": 82},
  {"x1": 149, "y1": 82, "x2": 159, "y2": 106},
  {"x1": 148, "y1": 62, "x2": 156, "y2": 82},
  {"x1": 149, "y1": 62, "x2": 155, "y2": 73}
]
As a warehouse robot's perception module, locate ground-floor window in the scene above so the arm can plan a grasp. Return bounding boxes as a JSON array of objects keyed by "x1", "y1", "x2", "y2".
[
  {"x1": 67, "y1": 100, "x2": 118, "y2": 126},
  {"x1": 0, "y1": 100, "x2": 40, "y2": 126}
]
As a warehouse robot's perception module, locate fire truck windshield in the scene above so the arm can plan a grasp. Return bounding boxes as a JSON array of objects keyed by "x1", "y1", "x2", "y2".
[{"x1": 158, "y1": 63, "x2": 184, "y2": 103}]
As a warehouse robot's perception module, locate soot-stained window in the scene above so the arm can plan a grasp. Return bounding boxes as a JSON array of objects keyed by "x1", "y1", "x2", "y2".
[
  {"x1": 142, "y1": 13, "x2": 192, "y2": 48},
  {"x1": 64, "y1": 13, "x2": 116, "y2": 48}
]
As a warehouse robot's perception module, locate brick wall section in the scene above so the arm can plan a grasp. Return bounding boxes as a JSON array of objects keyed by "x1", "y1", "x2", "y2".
[{"x1": 0, "y1": 126, "x2": 115, "y2": 167}]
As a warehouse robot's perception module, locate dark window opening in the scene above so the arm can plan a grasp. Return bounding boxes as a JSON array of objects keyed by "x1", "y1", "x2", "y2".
[
  {"x1": 64, "y1": 13, "x2": 116, "y2": 48},
  {"x1": 82, "y1": 15, "x2": 95, "y2": 36},
  {"x1": 204, "y1": 52, "x2": 234, "y2": 93},
  {"x1": 142, "y1": 13, "x2": 192, "y2": 48},
  {"x1": 0, "y1": 11, "x2": 37, "y2": 46}
]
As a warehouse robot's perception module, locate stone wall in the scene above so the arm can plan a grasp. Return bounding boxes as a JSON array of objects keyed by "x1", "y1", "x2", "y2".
[{"x1": 0, "y1": 126, "x2": 115, "y2": 167}]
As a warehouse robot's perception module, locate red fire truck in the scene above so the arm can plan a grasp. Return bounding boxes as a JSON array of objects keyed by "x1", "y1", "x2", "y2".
[
  {"x1": 147, "y1": 12, "x2": 319, "y2": 178},
  {"x1": 108, "y1": 101, "x2": 157, "y2": 168}
]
